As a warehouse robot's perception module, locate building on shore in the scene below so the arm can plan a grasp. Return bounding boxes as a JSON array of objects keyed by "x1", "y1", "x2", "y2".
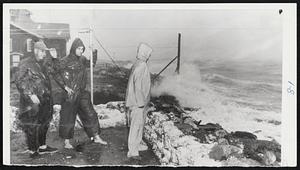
[{"x1": 10, "y1": 9, "x2": 70, "y2": 67}]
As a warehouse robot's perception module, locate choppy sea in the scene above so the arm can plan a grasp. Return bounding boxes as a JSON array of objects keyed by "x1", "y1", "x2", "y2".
[{"x1": 151, "y1": 59, "x2": 282, "y2": 144}]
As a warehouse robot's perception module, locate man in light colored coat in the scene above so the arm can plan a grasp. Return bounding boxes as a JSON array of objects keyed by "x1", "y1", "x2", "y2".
[{"x1": 125, "y1": 43, "x2": 153, "y2": 159}]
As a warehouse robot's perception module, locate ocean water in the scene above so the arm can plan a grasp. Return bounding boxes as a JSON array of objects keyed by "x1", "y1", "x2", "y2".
[
  {"x1": 200, "y1": 60, "x2": 282, "y2": 113},
  {"x1": 151, "y1": 59, "x2": 282, "y2": 144}
]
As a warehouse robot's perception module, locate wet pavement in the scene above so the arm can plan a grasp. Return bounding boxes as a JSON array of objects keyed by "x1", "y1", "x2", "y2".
[{"x1": 10, "y1": 126, "x2": 160, "y2": 166}]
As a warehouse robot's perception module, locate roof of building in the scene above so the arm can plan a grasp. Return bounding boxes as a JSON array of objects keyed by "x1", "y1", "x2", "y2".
[
  {"x1": 10, "y1": 52, "x2": 24, "y2": 56},
  {"x1": 11, "y1": 22, "x2": 43, "y2": 39},
  {"x1": 10, "y1": 20, "x2": 70, "y2": 40}
]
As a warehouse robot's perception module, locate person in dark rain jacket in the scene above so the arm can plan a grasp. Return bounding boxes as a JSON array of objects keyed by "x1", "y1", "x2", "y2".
[
  {"x1": 15, "y1": 41, "x2": 58, "y2": 159},
  {"x1": 49, "y1": 38, "x2": 107, "y2": 149}
]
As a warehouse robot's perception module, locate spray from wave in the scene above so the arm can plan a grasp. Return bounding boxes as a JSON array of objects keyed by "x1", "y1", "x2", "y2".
[{"x1": 151, "y1": 62, "x2": 281, "y2": 144}]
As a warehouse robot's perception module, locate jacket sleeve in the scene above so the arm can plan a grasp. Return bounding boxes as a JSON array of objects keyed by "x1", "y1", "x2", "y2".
[
  {"x1": 14, "y1": 63, "x2": 35, "y2": 102},
  {"x1": 142, "y1": 67, "x2": 151, "y2": 105},
  {"x1": 44, "y1": 57, "x2": 67, "y2": 90},
  {"x1": 133, "y1": 63, "x2": 151, "y2": 107},
  {"x1": 82, "y1": 55, "x2": 97, "y2": 68}
]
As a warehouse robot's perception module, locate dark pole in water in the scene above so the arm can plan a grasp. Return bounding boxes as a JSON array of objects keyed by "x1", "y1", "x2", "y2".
[
  {"x1": 154, "y1": 55, "x2": 178, "y2": 80},
  {"x1": 153, "y1": 33, "x2": 181, "y2": 82},
  {"x1": 176, "y1": 33, "x2": 181, "y2": 74}
]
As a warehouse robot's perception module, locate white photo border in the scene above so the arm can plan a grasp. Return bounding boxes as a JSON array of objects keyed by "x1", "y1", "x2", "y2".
[{"x1": 2, "y1": 3, "x2": 297, "y2": 166}]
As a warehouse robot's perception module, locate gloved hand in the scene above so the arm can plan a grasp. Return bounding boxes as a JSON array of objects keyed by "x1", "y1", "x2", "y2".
[
  {"x1": 29, "y1": 94, "x2": 40, "y2": 104},
  {"x1": 92, "y1": 50, "x2": 97, "y2": 65},
  {"x1": 64, "y1": 86, "x2": 74, "y2": 98}
]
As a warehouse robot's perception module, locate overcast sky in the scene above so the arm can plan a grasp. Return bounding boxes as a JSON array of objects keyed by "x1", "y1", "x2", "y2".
[{"x1": 29, "y1": 8, "x2": 282, "y2": 63}]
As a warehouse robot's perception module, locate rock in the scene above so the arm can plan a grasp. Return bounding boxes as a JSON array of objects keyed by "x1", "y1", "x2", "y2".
[
  {"x1": 193, "y1": 131, "x2": 207, "y2": 142},
  {"x1": 170, "y1": 149, "x2": 178, "y2": 164},
  {"x1": 197, "y1": 123, "x2": 223, "y2": 131},
  {"x1": 144, "y1": 95, "x2": 282, "y2": 166},
  {"x1": 101, "y1": 115, "x2": 109, "y2": 120},
  {"x1": 166, "y1": 112, "x2": 176, "y2": 121},
  {"x1": 209, "y1": 144, "x2": 243, "y2": 161},
  {"x1": 106, "y1": 102, "x2": 118, "y2": 110},
  {"x1": 227, "y1": 138, "x2": 281, "y2": 164},
  {"x1": 267, "y1": 120, "x2": 281, "y2": 125},
  {"x1": 223, "y1": 156, "x2": 262, "y2": 166},
  {"x1": 174, "y1": 122, "x2": 194, "y2": 136},
  {"x1": 262, "y1": 151, "x2": 277, "y2": 166},
  {"x1": 209, "y1": 145, "x2": 227, "y2": 161},
  {"x1": 218, "y1": 138, "x2": 229, "y2": 145},
  {"x1": 190, "y1": 123, "x2": 226, "y2": 143},
  {"x1": 204, "y1": 134, "x2": 216, "y2": 143},
  {"x1": 161, "y1": 149, "x2": 171, "y2": 163},
  {"x1": 231, "y1": 131, "x2": 257, "y2": 140},
  {"x1": 271, "y1": 139, "x2": 280, "y2": 145},
  {"x1": 183, "y1": 117, "x2": 199, "y2": 129},
  {"x1": 215, "y1": 129, "x2": 228, "y2": 138},
  {"x1": 183, "y1": 107, "x2": 199, "y2": 112},
  {"x1": 253, "y1": 130, "x2": 262, "y2": 134}
]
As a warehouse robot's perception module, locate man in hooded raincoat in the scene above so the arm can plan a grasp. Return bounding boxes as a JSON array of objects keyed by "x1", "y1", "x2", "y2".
[
  {"x1": 49, "y1": 38, "x2": 107, "y2": 149},
  {"x1": 125, "y1": 43, "x2": 153, "y2": 159},
  {"x1": 15, "y1": 41, "x2": 58, "y2": 158}
]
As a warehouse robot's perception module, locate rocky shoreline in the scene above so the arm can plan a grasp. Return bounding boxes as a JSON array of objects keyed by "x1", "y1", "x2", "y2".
[{"x1": 10, "y1": 94, "x2": 281, "y2": 166}]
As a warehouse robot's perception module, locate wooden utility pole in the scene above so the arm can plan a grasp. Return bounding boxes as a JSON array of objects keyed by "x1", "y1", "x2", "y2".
[{"x1": 176, "y1": 33, "x2": 181, "y2": 74}]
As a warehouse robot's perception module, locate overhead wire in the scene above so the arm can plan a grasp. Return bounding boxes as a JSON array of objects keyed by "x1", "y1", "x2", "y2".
[
  {"x1": 10, "y1": 25, "x2": 179, "y2": 78},
  {"x1": 93, "y1": 35, "x2": 123, "y2": 72},
  {"x1": 92, "y1": 33, "x2": 178, "y2": 80}
]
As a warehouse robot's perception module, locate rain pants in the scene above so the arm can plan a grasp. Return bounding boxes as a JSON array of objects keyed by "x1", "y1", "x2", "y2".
[
  {"x1": 15, "y1": 56, "x2": 53, "y2": 152},
  {"x1": 125, "y1": 43, "x2": 153, "y2": 156},
  {"x1": 49, "y1": 38, "x2": 100, "y2": 139}
]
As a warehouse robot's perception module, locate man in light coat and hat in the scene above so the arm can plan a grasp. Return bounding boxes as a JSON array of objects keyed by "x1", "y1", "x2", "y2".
[{"x1": 125, "y1": 43, "x2": 153, "y2": 159}]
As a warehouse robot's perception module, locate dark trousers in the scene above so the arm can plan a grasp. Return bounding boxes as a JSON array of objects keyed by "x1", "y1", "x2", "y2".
[
  {"x1": 18, "y1": 101, "x2": 53, "y2": 152},
  {"x1": 59, "y1": 90, "x2": 101, "y2": 139}
]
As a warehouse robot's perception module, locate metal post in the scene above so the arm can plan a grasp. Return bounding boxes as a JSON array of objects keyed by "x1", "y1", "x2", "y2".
[
  {"x1": 153, "y1": 55, "x2": 178, "y2": 80},
  {"x1": 176, "y1": 33, "x2": 181, "y2": 74},
  {"x1": 89, "y1": 26, "x2": 94, "y2": 104}
]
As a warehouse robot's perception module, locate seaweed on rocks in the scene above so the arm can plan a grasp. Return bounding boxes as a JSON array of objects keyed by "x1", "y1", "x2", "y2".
[
  {"x1": 150, "y1": 94, "x2": 186, "y2": 119},
  {"x1": 229, "y1": 131, "x2": 258, "y2": 140},
  {"x1": 173, "y1": 120, "x2": 227, "y2": 144}
]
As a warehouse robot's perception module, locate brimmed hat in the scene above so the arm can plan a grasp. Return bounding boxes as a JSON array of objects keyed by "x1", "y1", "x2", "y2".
[{"x1": 34, "y1": 41, "x2": 50, "y2": 51}]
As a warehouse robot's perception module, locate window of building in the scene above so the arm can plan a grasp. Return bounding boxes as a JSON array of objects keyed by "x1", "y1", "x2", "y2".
[
  {"x1": 12, "y1": 55, "x2": 20, "y2": 62},
  {"x1": 13, "y1": 62, "x2": 19, "y2": 67},
  {"x1": 12, "y1": 54, "x2": 20, "y2": 67},
  {"x1": 26, "y1": 38, "x2": 32, "y2": 52}
]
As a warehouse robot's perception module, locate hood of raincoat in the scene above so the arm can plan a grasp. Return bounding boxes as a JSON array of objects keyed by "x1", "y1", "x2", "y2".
[
  {"x1": 69, "y1": 38, "x2": 86, "y2": 57},
  {"x1": 136, "y1": 43, "x2": 153, "y2": 61}
]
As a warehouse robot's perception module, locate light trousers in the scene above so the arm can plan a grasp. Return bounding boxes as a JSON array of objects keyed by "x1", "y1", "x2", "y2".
[{"x1": 127, "y1": 106, "x2": 147, "y2": 155}]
